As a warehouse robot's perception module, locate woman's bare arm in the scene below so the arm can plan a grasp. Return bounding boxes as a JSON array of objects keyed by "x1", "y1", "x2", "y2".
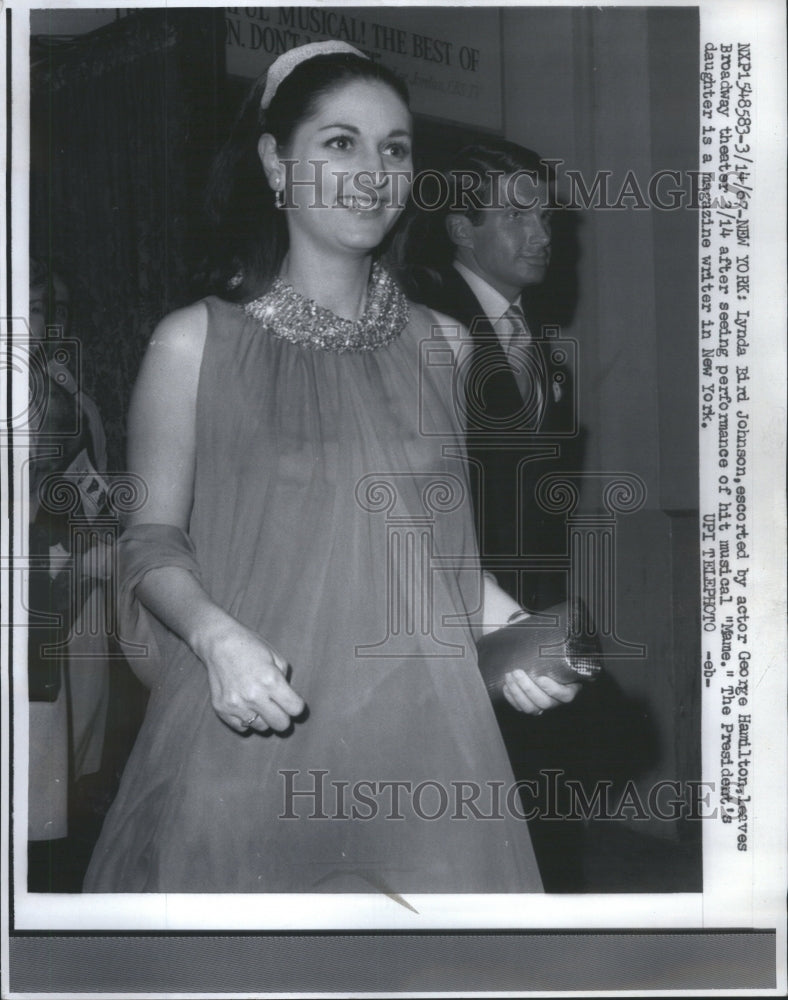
[{"x1": 124, "y1": 303, "x2": 304, "y2": 732}]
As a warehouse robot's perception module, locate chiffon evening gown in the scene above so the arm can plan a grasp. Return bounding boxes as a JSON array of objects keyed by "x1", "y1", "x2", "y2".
[{"x1": 83, "y1": 285, "x2": 543, "y2": 893}]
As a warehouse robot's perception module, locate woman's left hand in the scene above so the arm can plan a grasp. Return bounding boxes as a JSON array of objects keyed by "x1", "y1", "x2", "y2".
[{"x1": 502, "y1": 669, "x2": 581, "y2": 716}]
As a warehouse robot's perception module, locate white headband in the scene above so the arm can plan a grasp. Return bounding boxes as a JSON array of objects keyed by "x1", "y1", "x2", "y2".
[{"x1": 260, "y1": 41, "x2": 368, "y2": 111}]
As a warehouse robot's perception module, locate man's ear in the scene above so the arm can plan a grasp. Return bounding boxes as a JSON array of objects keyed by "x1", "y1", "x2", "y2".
[
  {"x1": 445, "y1": 213, "x2": 475, "y2": 250},
  {"x1": 258, "y1": 134, "x2": 283, "y2": 192}
]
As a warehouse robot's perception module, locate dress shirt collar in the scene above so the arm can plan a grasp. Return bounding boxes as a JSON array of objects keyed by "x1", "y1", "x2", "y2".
[{"x1": 453, "y1": 261, "x2": 522, "y2": 325}]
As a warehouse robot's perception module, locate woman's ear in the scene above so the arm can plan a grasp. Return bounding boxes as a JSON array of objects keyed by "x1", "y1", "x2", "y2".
[
  {"x1": 445, "y1": 213, "x2": 475, "y2": 250},
  {"x1": 258, "y1": 134, "x2": 283, "y2": 193}
]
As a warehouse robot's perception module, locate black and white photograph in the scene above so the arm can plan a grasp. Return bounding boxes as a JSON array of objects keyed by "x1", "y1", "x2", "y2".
[{"x1": 1, "y1": 1, "x2": 785, "y2": 996}]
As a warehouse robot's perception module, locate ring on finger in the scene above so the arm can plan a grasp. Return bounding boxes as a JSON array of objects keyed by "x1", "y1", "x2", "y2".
[{"x1": 242, "y1": 712, "x2": 260, "y2": 728}]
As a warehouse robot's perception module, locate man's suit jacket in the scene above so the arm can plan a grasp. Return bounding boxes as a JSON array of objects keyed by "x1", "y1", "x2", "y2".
[
  {"x1": 411, "y1": 270, "x2": 646, "y2": 894},
  {"x1": 414, "y1": 266, "x2": 578, "y2": 610}
]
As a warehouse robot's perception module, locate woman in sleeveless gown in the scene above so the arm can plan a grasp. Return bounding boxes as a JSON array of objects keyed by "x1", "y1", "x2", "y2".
[{"x1": 84, "y1": 42, "x2": 579, "y2": 894}]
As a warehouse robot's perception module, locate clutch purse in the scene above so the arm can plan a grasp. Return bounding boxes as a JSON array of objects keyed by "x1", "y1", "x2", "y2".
[{"x1": 476, "y1": 599, "x2": 603, "y2": 704}]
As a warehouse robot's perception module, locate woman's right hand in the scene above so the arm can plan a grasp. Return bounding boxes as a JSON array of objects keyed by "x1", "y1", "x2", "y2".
[{"x1": 197, "y1": 620, "x2": 306, "y2": 734}]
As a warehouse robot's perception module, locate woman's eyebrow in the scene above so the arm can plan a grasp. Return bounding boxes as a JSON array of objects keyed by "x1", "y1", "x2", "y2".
[
  {"x1": 316, "y1": 123, "x2": 412, "y2": 138},
  {"x1": 317, "y1": 122, "x2": 360, "y2": 133}
]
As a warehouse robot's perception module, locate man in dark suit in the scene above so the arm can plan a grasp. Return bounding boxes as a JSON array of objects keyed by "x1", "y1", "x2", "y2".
[
  {"x1": 401, "y1": 140, "x2": 590, "y2": 889},
  {"x1": 405, "y1": 140, "x2": 575, "y2": 612}
]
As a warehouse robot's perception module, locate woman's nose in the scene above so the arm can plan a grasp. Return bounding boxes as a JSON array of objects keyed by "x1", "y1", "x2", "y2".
[
  {"x1": 355, "y1": 145, "x2": 390, "y2": 184},
  {"x1": 349, "y1": 166, "x2": 388, "y2": 208},
  {"x1": 361, "y1": 162, "x2": 388, "y2": 189}
]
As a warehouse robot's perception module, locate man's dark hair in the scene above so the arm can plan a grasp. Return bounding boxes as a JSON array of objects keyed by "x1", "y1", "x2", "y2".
[{"x1": 443, "y1": 141, "x2": 554, "y2": 224}]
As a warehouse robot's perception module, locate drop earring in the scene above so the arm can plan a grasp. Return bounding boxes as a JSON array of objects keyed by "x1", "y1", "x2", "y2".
[{"x1": 274, "y1": 184, "x2": 284, "y2": 209}]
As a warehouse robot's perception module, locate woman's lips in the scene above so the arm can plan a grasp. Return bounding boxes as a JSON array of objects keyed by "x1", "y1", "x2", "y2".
[{"x1": 337, "y1": 196, "x2": 385, "y2": 213}]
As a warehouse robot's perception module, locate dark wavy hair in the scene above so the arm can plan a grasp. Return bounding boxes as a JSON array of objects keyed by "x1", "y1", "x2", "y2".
[
  {"x1": 200, "y1": 52, "x2": 410, "y2": 302},
  {"x1": 390, "y1": 140, "x2": 555, "y2": 302}
]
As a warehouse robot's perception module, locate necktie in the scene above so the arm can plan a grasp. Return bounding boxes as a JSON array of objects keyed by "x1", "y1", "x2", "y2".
[
  {"x1": 497, "y1": 303, "x2": 544, "y2": 425},
  {"x1": 499, "y1": 302, "x2": 528, "y2": 360}
]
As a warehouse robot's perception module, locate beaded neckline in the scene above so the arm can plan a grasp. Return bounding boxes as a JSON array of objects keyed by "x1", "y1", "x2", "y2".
[{"x1": 242, "y1": 262, "x2": 409, "y2": 353}]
